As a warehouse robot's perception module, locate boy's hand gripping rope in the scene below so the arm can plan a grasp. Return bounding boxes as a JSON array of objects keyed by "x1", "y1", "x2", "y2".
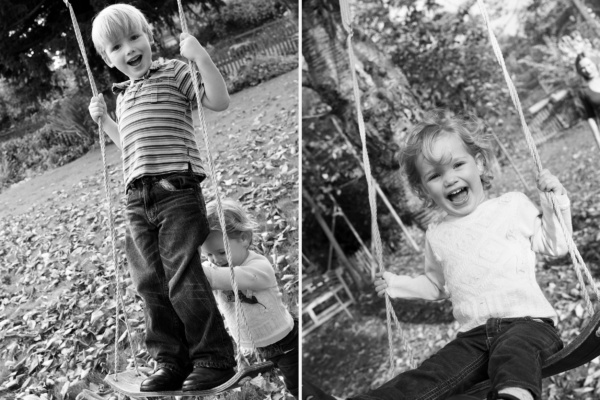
[
  {"x1": 476, "y1": 0, "x2": 600, "y2": 326},
  {"x1": 175, "y1": 0, "x2": 259, "y2": 364},
  {"x1": 338, "y1": 0, "x2": 415, "y2": 371},
  {"x1": 62, "y1": 0, "x2": 140, "y2": 379}
]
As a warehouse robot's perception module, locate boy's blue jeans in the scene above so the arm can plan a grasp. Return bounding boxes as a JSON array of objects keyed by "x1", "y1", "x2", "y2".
[
  {"x1": 125, "y1": 172, "x2": 235, "y2": 374},
  {"x1": 351, "y1": 317, "x2": 563, "y2": 400}
]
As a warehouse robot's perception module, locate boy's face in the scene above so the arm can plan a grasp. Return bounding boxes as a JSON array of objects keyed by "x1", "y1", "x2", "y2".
[
  {"x1": 416, "y1": 133, "x2": 486, "y2": 218},
  {"x1": 102, "y1": 29, "x2": 152, "y2": 80},
  {"x1": 201, "y1": 231, "x2": 250, "y2": 268}
]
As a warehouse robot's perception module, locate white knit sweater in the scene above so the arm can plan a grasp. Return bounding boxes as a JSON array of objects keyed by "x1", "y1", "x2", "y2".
[
  {"x1": 384, "y1": 191, "x2": 572, "y2": 332},
  {"x1": 203, "y1": 250, "x2": 294, "y2": 348}
]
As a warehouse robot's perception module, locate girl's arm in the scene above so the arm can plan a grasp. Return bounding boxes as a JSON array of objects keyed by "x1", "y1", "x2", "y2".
[
  {"x1": 203, "y1": 258, "x2": 277, "y2": 291},
  {"x1": 375, "y1": 239, "x2": 447, "y2": 300},
  {"x1": 586, "y1": 118, "x2": 600, "y2": 151},
  {"x1": 578, "y1": 91, "x2": 600, "y2": 151},
  {"x1": 179, "y1": 32, "x2": 230, "y2": 112},
  {"x1": 528, "y1": 170, "x2": 572, "y2": 256}
]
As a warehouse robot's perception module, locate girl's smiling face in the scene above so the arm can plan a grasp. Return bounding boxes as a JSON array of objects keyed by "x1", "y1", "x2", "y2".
[
  {"x1": 201, "y1": 231, "x2": 250, "y2": 267},
  {"x1": 416, "y1": 132, "x2": 487, "y2": 218}
]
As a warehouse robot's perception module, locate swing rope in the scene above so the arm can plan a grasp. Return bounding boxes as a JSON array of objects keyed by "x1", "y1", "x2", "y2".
[
  {"x1": 338, "y1": 0, "x2": 415, "y2": 371},
  {"x1": 175, "y1": 0, "x2": 259, "y2": 366},
  {"x1": 337, "y1": 0, "x2": 600, "y2": 374},
  {"x1": 65, "y1": 0, "x2": 261, "y2": 383},
  {"x1": 476, "y1": 0, "x2": 600, "y2": 317},
  {"x1": 62, "y1": 0, "x2": 140, "y2": 379}
]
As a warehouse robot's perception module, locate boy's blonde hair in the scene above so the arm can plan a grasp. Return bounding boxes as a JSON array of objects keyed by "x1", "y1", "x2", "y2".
[
  {"x1": 91, "y1": 4, "x2": 153, "y2": 58},
  {"x1": 206, "y1": 198, "x2": 258, "y2": 240},
  {"x1": 401, "y1": 110, "x2": 495, "y2": 207}
]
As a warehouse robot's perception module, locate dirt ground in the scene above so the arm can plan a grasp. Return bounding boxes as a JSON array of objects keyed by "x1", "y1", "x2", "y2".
[{"x1": 0, "y1": 69, "x2": 299, "y2": 219}]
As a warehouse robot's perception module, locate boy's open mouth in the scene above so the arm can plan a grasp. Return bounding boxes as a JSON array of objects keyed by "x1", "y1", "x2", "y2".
[
  {"x1": 447, "y1": 187, "x2": 469, "y2": 204},
  {"x1": 127, "y1": 55, "x2": 142, "y2": 66}
]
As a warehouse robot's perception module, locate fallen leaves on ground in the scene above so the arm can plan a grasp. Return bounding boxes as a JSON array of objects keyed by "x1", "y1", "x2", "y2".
[{"x1": 0, "y1": 73, "x2": 299, "y2": 400}]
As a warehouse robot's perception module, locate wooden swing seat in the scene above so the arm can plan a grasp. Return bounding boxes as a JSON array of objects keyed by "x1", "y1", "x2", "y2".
[
  {"x1": 104, "y1": 361, "x2": 274, "y2": 398},
  {"x1": 465, "y1": 308, "x2": 600, "y2": 397},
  {"x1": 300, "y1": 311, "x2": 600, "y2": 400}
]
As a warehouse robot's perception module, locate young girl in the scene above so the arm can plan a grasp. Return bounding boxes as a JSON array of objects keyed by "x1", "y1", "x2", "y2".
[
  {"x1": 200, "y1": 198, "x2": 299, "y2": 398},
  {"x1": 367, "y1": 112, "x2": 572, "y2": 400}
]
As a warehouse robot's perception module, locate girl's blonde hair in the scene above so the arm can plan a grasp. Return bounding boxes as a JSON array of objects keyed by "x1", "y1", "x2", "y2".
[
  {"x1": 206, "y1": 198, "x2": 258, "y2": 240},
  {"x1": 91, "y1": 4, "x2": 153, "y2": 58},
  {"x1": 401, "y1": 110, "x2": 495, "y2": 207}
]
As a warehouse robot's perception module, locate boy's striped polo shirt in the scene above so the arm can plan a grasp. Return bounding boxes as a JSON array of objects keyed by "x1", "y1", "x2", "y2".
[{"x1": 113, "y1": 59, "x2": 207, "y2": 187}]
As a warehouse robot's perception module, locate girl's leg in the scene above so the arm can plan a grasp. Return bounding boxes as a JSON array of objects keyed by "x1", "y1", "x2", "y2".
[
  {"x1": 262, "y1": 321, "x2": 300, "y2": 397},
  {"x1": 350, "y1": 326, "x2": 490, "y2": 400},
  {"x1": 274, "y1": 345, "x2": 299, "y2": 397},
  {"x1": 488, "y1": 319, "x2": 563, "y2": 400}
]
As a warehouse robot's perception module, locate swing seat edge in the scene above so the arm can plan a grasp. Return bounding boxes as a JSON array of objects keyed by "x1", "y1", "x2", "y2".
[
  {"x1": 465, "y1": 308, "x2": 600, "y2": 397},
  {"x1": 103, "y1": 361, "x2": 274, "y2": 398}
]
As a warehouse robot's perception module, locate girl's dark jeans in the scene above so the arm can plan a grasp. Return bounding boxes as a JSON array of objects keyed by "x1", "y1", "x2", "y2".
[
  {"x1": 351, "y1": 317, "x2": 563, "y2": 400},
  {"x1": 259, "y1": 319, "x2": 299, "y2": 397},
  {"x1": 125, "y1": 172, "x2": 235, "y2": 373}
]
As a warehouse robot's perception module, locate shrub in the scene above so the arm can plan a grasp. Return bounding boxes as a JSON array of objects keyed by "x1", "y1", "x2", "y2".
[
  {"x1": 214, "y1": 0, "x2": 286, "y2": 37},
  {"x1": 227, "y1": 54, "x2": 298, "y2": 94},
  {"x1": 0, "y1": 52, "x2": 296, "y2": 192},
  {"x1": 0, "y1": 89, "x2": 98, "y2": 191},
  {"x1": 43, "y1": 89, "x2": 97, "y2": 145}
]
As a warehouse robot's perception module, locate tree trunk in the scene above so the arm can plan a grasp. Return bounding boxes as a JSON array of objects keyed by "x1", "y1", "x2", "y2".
[
  {"x1": 302, "y1": 0, "x2": 428, "y2": 228},
  {"x1": 303, "y1": 189, "x2": 364, "y2": 287}
]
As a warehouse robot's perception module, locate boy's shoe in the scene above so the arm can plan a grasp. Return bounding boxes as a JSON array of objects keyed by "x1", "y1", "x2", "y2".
[
  {"x1": 140, "y1": 367, "x2": 187, "y2": 392},
  {"x1": 182, "y1": 366, "x2": 236, "y2": 391}
]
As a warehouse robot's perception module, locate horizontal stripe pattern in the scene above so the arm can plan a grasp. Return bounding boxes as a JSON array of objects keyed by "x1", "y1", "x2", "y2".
[{"x1": 115, "y1": 59, "x2": 206, "y2": 186}]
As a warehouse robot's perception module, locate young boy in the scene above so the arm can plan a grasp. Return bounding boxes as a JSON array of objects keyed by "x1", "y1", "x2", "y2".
[{"x1": 88, "y1": 4, "x2": 235, "y2": 392}]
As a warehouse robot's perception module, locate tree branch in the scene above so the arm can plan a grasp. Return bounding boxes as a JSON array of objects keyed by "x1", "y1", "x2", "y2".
[{"x1": 5, "y1": 0, "x2": 49, "y2": 34}]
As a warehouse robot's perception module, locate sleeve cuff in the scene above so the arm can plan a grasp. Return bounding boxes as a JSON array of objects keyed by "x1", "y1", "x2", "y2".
[
  {"x1": 539, "y1": 191, "x2": 570, "y2": 211},
  {"x1": 202, "y1": 263, "x2": 215, "y2": 286}
]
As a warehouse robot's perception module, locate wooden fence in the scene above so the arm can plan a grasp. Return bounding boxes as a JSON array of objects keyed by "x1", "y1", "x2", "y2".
[
  {"x1": 527, "y1": 89, "x2": 580, "y2": 146},
  {"x1": 211, "y1": 18, "x2": 298, "y2": 77}
]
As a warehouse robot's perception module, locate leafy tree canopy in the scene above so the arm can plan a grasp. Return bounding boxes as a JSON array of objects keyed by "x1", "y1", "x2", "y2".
[{"x1": 0, "y1": 0, "x2": 224, "y2": 102}]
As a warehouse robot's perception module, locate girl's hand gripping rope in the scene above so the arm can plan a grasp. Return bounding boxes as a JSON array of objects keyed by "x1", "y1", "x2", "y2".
[
  {"x1": 374, "y1": 272, "x2": 389, "y2": 298},
  {"x1": 536, "y1": 169, "x2": 567, "y2": 196}
]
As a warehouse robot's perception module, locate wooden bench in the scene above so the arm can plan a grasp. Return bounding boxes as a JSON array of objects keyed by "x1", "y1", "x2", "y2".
[{"x1": 302, "y1": 268, "x2": 355, "y2": 336}]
